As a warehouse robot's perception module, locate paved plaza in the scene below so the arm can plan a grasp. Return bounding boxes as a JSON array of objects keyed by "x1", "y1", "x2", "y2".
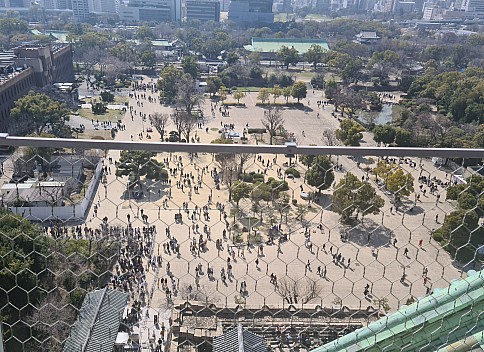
[{"x1": 76, "y1": 76, "x2": 463, "y2": 351}]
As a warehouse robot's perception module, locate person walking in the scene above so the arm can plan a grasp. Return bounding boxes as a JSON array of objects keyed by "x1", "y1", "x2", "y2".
[{"x1": 403, "y1": 248, "x2": 409, "y2": 257}]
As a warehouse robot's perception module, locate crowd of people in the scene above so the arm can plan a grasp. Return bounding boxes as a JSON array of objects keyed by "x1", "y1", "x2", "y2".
[{"x1": 64, "y1": 77, "x2": 454, "y2": 351}]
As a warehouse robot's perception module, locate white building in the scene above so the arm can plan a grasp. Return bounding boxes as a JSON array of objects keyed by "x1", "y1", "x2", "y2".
[
  {"x1": 120, "y1": 0, "x2": 182, "y2": 22},
  {"x1": 460, "y1": 0, "x2": 484, "y2": 15}
]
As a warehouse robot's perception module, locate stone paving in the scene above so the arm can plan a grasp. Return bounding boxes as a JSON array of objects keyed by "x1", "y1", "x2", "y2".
[{"x1": 81, "y1": 76, "x2": 464, "y2": 351}]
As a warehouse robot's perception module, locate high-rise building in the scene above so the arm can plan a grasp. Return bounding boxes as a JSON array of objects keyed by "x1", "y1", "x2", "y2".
[
  {"x1": 228, "y1": 0, "x2": 274, "y2": 25},
  {"x1": 461, "y1": 0, "x2": 484, "y2": 13},
  {"x1": 55, "y1": 0, "x2": 72, "y2": 9},
  {"x1": 3, "y1": 0, "x2": 30, "y2": 7},
  {"x1": 40, "y1": 0, "x2": 72, "y2": 9},
  {"x1": 282, "y1": 0, "x2": 292, "y2": 11},
  {"x1": 72, "y1": 0, "x2": 90, "y2": 18},
  {"x1": 90, "y1": 0, "x2": 117, "y2": 13},
  {"x1": 41, "y1": 0, "x2": 56, "y2": 8},
  {"x1": 120, "y1": 0, "x2": 182, "y2": 22},
  {"x1": 186, "y1": 0, "x2": 220, "y2": 22},
  {"x1": 219, "y1": 0, "x2": 230, "y2": 11}
]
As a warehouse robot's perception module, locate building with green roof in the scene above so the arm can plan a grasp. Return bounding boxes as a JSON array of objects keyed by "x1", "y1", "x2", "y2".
[
  {"x1": 310, "y1": 269, "x2": 484, "y2": 352},
  {"x1": 244, "y1": 37, "x2": 329, "y2": 59}
]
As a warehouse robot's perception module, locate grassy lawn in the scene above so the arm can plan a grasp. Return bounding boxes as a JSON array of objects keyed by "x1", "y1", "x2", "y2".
[
  {"x1": 304, "y1": 14, "x2": 332, "y2": 21},
  {"x1": 113, "y1": 96, "x2": 129, "y2": 104},
  {"x1": 78, "y1": 108, "x2": 123, "y2": 122},
  {"x1": 295, "y1": 71, "x2": 316, "y2": 81}
]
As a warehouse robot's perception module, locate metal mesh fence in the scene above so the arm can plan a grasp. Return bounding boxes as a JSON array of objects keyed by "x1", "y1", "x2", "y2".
[{"x1": 0, "y1": 138, "x2": 482, "y2": 352}]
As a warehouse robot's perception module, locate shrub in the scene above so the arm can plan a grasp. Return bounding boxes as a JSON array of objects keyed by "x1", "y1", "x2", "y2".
[
  {"x1": 285, "y1": 167, "x2": 301, "y2": 178},
  {"x1": 223, "y1": 102, "x2": 246, "y2": 107},
  {"x1": 234, "y1": 232, "x2": 244, "y2": 244},
  {"x1": 91, "y1": 102, "x2": 107, "y2": 114},
  {"x1": 432, "y1": 229, "x2": 445, "y2": 243},
  {"x1": 267, "y1": 177, "x2": 289, "y2": 192},
  {"x1": 100, "y1": 91, "x2": 114, "y2": 103},
  {"x1": 292, "y1": 199, "x2": 298, "y2": 206},
  {"x1": 159, "y1": 169, "x2": 169, "y2": 180},
  {"x1": 247, "y1": 128, "x2": 267, "y2": 134},
  {"x1": 253, "y1": 174, "x2": 265, "y2": 182},
  {"x1": 240, "y1": 173, "x2": 265, "y2": 183},
  {"x1": 240, "y1": 173, "x2": 253, "y2": 182}
]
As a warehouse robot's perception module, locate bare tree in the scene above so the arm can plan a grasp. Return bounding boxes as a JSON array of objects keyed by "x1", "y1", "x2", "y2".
[
  {"x1": 322, "y1": 129, "x2": 338, "y2": 146},
  {"x1": 179, "y1": 283, "x2": 220, "y2": 304},
  {"x1": 275, "y1": 277, "x2": 294, "y2": 304},
  {"x1": 38, "y1": 185, "x2": 66, "y2": 207},
  {"x1": 150, "y1": 112, "x2": 171, "y2": 138},
  {"x1": 340, "y1": 88, "x2": 364, "y2": 118},
  {"x1": 12, "y1": 155, "x2": 34, "y2": 178},
  {"x1": 171, "y1": 111, "x2": 184, "y2": 138},
  {"x1": 261, "y1": 106, "x2": 285, "y2": 145},
  {"x1": 172, "y1": 111, "x2": 197, "y2": 142},
  {"x1": 24, "y1": 294, "x2": 76, "y2": 352},
  {"x1": 176, "y1": 74, "x2": 204, "y2": 115},
  {"x1": 82, "y1": 48, "x2": 107, "y2": 81},
  {"x1": 104, "y1": 56, "x2": 129, "y2": 85},
  {"x1": 154, "y1": 23, "x2": 175, "y2": 38},
  {"x1": 360, "y1": 113, "x2": 378, "y2": 127},
  {"x1": 180, "y1": 113, "x2": 198, "y2": 142},
  {"x1": 276, "y1": 277, "x2": 322, "y2": 304},
  {"x1": 236, "y1": 153, "x2": 252, "y2": 173},
  {"x1": 300, "y1": 277, "x2": 323, "y2": 303}
]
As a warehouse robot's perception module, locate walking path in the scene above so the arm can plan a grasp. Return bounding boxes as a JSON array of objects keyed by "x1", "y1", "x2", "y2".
[{"x1": 82, "y1": 76, "x2": 463, "y2": 351}]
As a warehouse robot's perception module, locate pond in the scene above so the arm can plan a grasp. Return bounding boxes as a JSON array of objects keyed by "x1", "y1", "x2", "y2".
[{"x1": 361, "y1": 103, "x2": 394, "y2": 125}]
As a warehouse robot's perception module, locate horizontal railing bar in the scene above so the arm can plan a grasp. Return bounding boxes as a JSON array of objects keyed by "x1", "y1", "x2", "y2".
[{"x1": 0, "y1": 134, "x2": 483, "y2": 158}]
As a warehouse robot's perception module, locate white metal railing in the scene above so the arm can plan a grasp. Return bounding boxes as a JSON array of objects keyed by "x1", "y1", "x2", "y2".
[
  {"x1": 0, "y1": 133, "x2": 483, "y2": 352},
  {"x1": 1, "y1": 133, "x2": 483, "y2": 158}
]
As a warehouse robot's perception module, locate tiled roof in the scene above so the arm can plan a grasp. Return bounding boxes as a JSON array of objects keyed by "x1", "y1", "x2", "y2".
[
  {"x1": 312, "y1": 269, "x2": 484, "y2": 352},
  {"x1": 63, "y1": 287, "x2": 128, "y2": 352},
  {"x1": 213, "y1": 324, "x2": 267, "y2": 352}
]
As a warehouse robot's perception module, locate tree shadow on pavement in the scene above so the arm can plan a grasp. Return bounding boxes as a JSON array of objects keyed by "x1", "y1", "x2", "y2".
[
  {"x1": 344, "y1": 218, "x2": 392, "y2": 248},
  {"x1": 398, "y1": 199, "x2": 424, "y2": 215},
  {"x1": 120, "y1": 181, "x2": 170, "y2": 203}
]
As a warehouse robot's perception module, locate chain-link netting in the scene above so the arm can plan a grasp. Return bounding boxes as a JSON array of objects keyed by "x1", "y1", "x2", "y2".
[{"x1": 0, "y1": 143, "x2": 482, "y2": 352}]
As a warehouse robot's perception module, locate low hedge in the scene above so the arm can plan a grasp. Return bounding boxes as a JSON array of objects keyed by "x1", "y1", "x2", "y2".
[
  {"x1": 247, "y1": 128, "x2": 267, "y2": 134},
  {"x1": 223, "y1": 102, "x2": 246, "y2": 107},
  {"x1": 255, "y1": 102, "x2": 304, "y2": 107},
  {"x1": 240, "y1": 173, "x2": 265, "y2": 183}
]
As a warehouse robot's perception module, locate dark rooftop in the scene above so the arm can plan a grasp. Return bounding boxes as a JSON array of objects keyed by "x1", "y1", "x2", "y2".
[{"x1": 213, "y1": 324, "x2": 267, "y2": 352}]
